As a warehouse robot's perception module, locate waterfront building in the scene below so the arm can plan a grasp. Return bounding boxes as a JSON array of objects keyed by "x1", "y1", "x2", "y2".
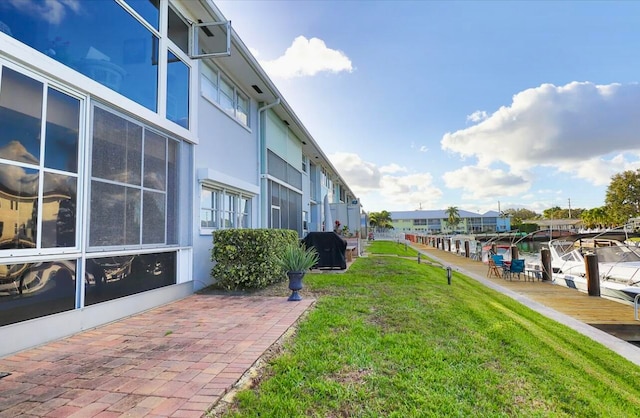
[
  {"x1": 0, "y1": 0, "x2": 357, "y2": 356},
  {"x1": 389, "y1": 209, "x2": 511, "y2": 234}
]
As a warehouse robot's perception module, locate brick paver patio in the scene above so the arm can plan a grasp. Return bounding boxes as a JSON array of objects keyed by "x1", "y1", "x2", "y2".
[{"x1": 0, "y1": 294, "x2": 314, "y2": 417}]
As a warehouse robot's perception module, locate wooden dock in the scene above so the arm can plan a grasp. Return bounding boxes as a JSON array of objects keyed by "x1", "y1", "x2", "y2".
[{"x1": 410, "y1": 243, "x2": 640, "y2": 342}]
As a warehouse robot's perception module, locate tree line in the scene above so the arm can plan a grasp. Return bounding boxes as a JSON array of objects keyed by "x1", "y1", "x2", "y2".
[{"x1": 506, "y1": 169, "x2": 640, "y2": 229}]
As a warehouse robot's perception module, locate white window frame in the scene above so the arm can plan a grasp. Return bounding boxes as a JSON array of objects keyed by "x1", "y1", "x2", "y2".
[
  {"x1": 200, "y1": 184, "x2": 253, "y2": 233},
  {"x1": 0, "y1": 61, "x2": 85, "y2": 258}
]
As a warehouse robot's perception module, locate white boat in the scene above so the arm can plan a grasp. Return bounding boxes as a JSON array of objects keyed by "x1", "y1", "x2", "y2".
[{"x1": 543, "y1": 235, "x2": 640, "y2": 304}]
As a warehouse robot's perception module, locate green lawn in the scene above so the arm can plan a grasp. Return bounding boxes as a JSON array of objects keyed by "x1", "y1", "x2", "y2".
[
  {"x1": 365, "y1": 240, "x2": 420, "y2": 257},
  {"x1": 217, "y1": 241, "x2": 640, "y2": 417}
]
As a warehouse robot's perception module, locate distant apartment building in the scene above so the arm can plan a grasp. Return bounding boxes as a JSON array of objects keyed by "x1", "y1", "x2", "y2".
[
  {"x1": 0, "y1": 0, "x2": 358, "y2": 356},
  {"x1": 389, "y1": 210, "x2": 511, "y2": 234}
]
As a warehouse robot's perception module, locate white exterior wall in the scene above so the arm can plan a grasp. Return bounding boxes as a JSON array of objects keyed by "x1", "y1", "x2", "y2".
[{"x1": 193, "y1": 84, "x2": 260, "y2": 290}]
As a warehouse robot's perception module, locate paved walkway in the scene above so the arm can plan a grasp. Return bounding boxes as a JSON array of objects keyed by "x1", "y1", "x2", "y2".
[{"x1": 0, "y1": 294, "x2": 313, "y2": 417}]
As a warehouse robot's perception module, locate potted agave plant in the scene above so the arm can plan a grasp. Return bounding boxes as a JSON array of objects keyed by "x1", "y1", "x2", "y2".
[{"x1": 277, "y1": 242, "x2": 319, "y2": 301}]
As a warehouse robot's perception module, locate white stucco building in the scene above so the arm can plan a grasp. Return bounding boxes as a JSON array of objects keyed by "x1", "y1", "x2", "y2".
[{"x1": 0, "y1": 0, "x2": 358, "y2": 356}]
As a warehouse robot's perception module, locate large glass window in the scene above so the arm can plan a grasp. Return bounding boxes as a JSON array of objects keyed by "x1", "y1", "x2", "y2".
[
  {"x1": 0, "y1": 1, "x2": 159, "y2": 111},
  {"x1": 90, "y1": 105, "x2": 178, "y2": 249},
  {"x1": 200, "y1": 186, "x2": 252, "y2": 231},
  {"x1": 0, "y1": 67, "x2": 79, "y2": 250}
]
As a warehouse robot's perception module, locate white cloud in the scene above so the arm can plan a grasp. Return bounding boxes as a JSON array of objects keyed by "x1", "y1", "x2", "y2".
[
  {"x1": 379, "y1": 163, "x2": 407, "y2": 174},
  {"x1": 380, "y1": 173, "x2": 443, "y2": 208},
  {"x1": 554, "y1": 154, "x2": 640, "y2": 186},
  {"x1": 442, "y1": 82, "x2": 640, "y2": 184},
  {"x1": 410, "y1": 143, "x2": 429, "y2": 152},
  {"x1": 9, "y1": 0, "x2": 81, "y2": 25},
  {"x1": 329, "y1": 153, "x2": 381, "y2": 192},
  {"x1": 329, "y1": 152, "x2": 443, "y2": 210},
  {"x1": 260, "y1": 36, "x2": 353, "y2": 79},
  {"x1": 442, "y1": 166, "x2": 532, "y2": 200},
  {"x1": 466, "y1": 110, "x2": 488, "y2": 123}
]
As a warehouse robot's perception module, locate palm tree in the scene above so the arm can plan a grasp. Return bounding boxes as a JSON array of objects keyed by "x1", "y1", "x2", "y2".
[
  {"x1": 368, "y1": 210, "x2": 393, "y2": 231},
  {"x1": 445, "y1": 206, "x2": 460, "y2": 232}
]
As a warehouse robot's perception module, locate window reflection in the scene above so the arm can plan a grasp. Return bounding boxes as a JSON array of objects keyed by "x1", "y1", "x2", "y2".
[
  {"x1": 0, "y1": 67, "x2": 42, "y2": 164},
  {"x1": 0, "y1": 1, "x2": 159, "y2": 111},
  {"x1": 167, "y1": 51, "x2": 189, "y2": 128},
  {"x1": 45, "y1": 88, "x2": 79, "y2": 173},
  {"x1": 0, "y1": 259, "x2": 76, "y2": 327},
  {"x1": 85, "y1": 252, "x2": 176, "y2": 306},
  {"x1": 41, "y1": 173, "x2": 77, "y2": 248},
  {"x1": 0, "y1": 68, "x2": 80, "y2": 252},
  {"x1": 0, "y1": 162, "x2": 38, "y2": 249},
  {"x1": 125, "y1": 0, "x2": 160, "y2": 31}
]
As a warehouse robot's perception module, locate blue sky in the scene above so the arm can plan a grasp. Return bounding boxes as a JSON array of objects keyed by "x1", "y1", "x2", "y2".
[{"x1": 216, "y1": 0, "x2": 640, "y2": 214}]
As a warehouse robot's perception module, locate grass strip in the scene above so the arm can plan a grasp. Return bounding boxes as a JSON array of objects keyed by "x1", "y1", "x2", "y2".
[{"x1": 218, "y1": 242, "x2": 640, "y2": 417}]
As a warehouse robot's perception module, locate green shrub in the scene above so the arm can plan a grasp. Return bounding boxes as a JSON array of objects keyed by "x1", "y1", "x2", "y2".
[
  {"x1": 211, "y1": 229, "x2": 299, "y2": 290},
  {"x1": 277, "y1": 242, "x2": 319, "y2": 272}
]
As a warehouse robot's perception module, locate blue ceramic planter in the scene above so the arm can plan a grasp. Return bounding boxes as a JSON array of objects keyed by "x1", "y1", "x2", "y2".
[{"x1": 287, "y1": 271, "x2": 305, "y2": 301}]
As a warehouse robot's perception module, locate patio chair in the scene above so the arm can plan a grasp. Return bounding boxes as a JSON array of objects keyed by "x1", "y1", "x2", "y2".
[
  {"x1": 505, "y1": 258, "x2": 525, "y2": 280},
  {"x1": 487, "y1": 254, "x2": 503, "y2": 278}
]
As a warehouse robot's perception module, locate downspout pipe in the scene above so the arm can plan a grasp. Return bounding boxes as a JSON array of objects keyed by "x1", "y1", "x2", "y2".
[{"x1": 257, "y1": 98, "x2": 280, "y2": 228}]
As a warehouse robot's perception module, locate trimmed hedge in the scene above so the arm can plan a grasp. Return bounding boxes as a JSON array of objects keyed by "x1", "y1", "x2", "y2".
[{"x1": 211, "y1": 228, "x2": 299, "y2": 290}]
